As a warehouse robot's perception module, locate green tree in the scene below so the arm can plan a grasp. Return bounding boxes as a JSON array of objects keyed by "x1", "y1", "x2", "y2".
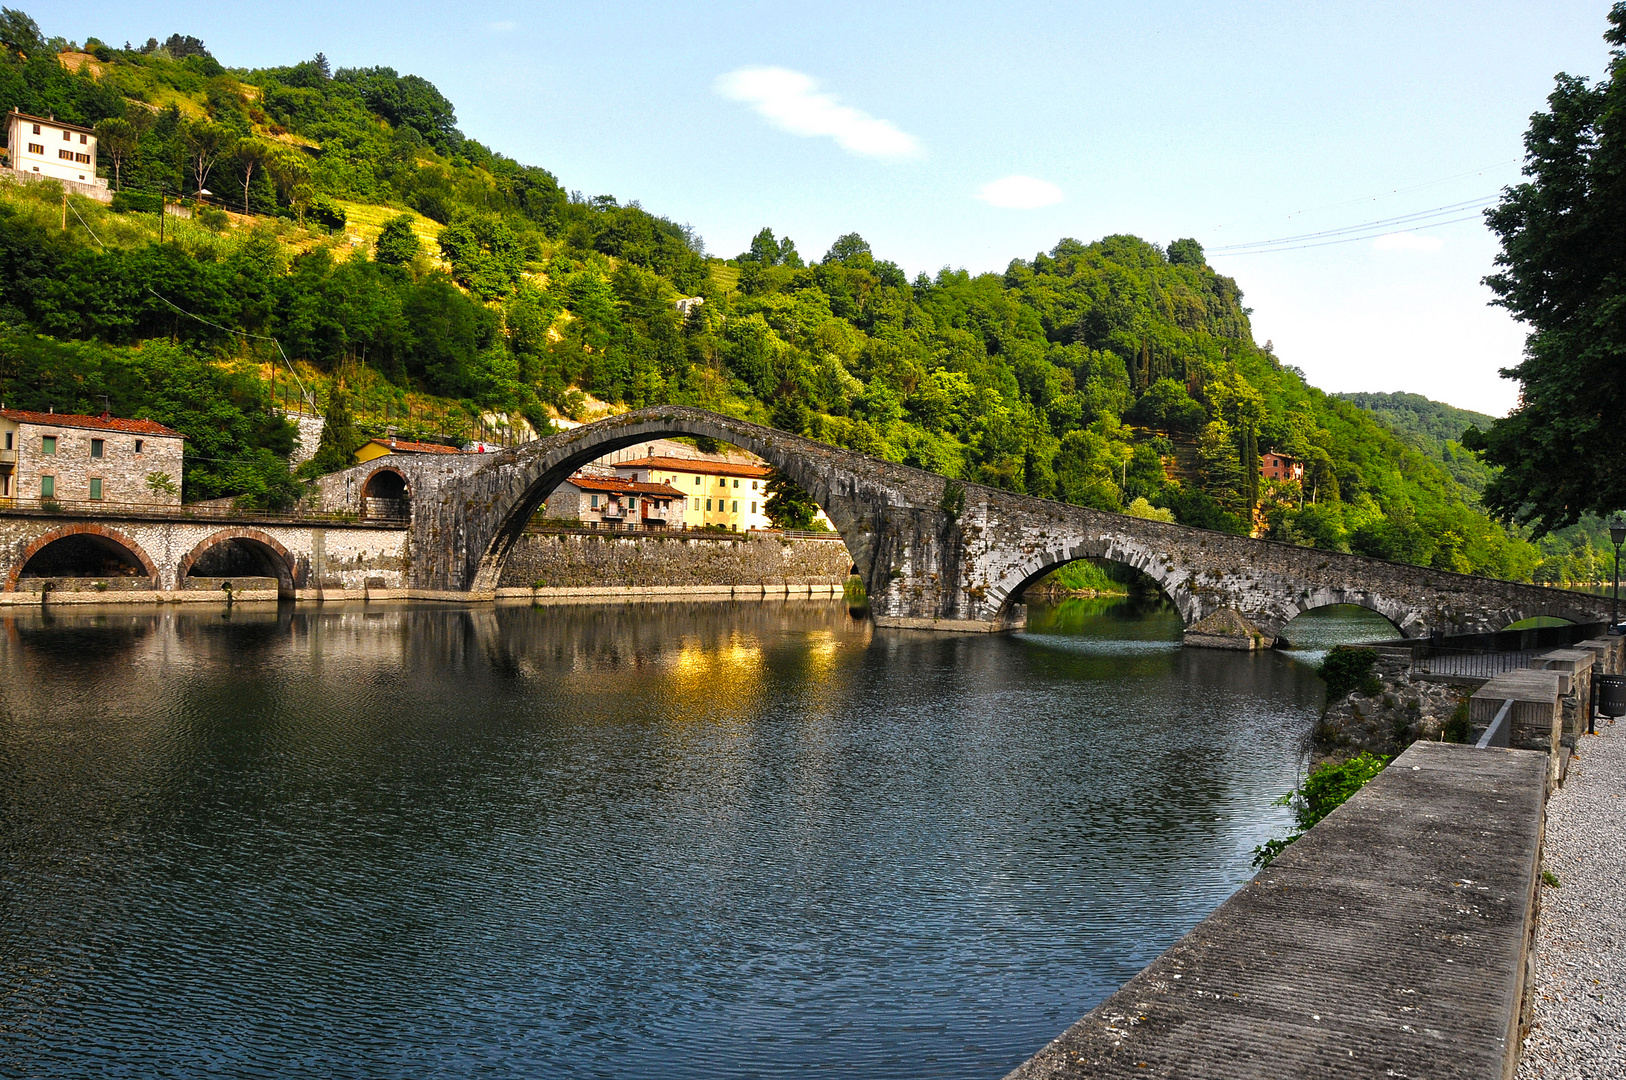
[
  {"x1": 183, "y1": 120, "x2": 228, "y2": 197},
  {"x1": 438, "y1": 210, "x2": 524, "y2": 300},
  {"x1": 764, "y1": 468, "x2": 819, "y2": 529},
  {"x1": 0, "y1": 8, "x2": 44, "y2": 56},
  {"x1": 301, "y1": 377, "x2": 365, "y2": 476},
  {"x1": 1167, "y1": 238, "x2": 1205, "y2": 266},
  {"x1": 234, "y1": 137, "x2": 271, "y2": 214},
  {"x1": 374, "y1": 213, "x2": 421, "y2": 266},
  {"x1": 93, "y1": 118, "x2": 137, "y2": 190},
  {"x1": 1466, "y1": 3, "x2": 1626, "y2": 534}
]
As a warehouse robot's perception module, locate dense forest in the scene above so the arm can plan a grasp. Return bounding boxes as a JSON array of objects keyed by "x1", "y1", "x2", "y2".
[{"x1": 0, "y1": 10, "x2": 1587, "y2": 583}]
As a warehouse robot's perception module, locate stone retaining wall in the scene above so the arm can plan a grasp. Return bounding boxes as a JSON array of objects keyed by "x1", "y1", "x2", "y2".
[{"x1": 496, "y1": 529, "x2": 852, "y2": 590}]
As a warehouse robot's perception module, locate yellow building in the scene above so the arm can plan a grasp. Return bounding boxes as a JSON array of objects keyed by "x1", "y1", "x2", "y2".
[
  {"x1": 354, "y1": 437, "x2": 468, "y2": 465},
  {"x1": 613, "y1": 455, "x2": 776, "y2": 531}
]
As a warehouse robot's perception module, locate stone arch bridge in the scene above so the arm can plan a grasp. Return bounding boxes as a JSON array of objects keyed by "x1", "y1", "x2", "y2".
[
  {"x1": 1, "y1": 406, "x2": 1610, "y2": 638},
  {"x1": 316, "y1": 405, "x2": 1610, "y2": 640}
]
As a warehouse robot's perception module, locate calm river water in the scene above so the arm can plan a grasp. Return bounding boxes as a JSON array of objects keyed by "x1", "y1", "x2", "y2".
[{"x1": 0, "y1": 597, "x2": 1380, "y2": 1078}]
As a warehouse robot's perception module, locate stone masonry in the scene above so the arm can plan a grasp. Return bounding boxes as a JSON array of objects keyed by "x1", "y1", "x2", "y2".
[
  {"x1": 496, "y1": 529, "x2": 851, "y2": 591},
  {"x1": 314, "y1": 405, "x2": 1614, "y2": 635}
]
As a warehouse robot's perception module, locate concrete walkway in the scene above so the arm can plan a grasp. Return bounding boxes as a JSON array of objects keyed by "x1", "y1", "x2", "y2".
[{"x1": 1518, "y1": 719, "x2": 1626, "y2": 1079}]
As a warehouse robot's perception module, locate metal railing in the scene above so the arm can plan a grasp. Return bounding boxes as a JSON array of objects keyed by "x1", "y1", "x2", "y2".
[
  {"x1": 1419, "y1": 649, "x2": 1540, "y2": 679},
  {"x1": 0, "y1": 495, "x2": 407, "y2": 526}
]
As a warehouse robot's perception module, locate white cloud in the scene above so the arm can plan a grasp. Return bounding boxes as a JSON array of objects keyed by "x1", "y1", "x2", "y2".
[
  {"x1": 1372, "y1": 231, "x2": 1444, "y2": 252},
  {"x1": 976, "y1": 175, "x2": 1064, "y2": 210},
  {"x1": 715, "y1": 67, "x2": 919, "y2": 159}
]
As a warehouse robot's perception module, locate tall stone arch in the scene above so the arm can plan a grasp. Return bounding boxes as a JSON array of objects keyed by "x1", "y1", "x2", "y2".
[{"x1": 411, "y1": 406, "x2": 949, "y2": 605}]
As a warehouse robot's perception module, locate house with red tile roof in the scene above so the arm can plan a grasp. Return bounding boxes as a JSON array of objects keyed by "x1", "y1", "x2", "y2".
[
  {"x1": 0, "y1": 408, "x2": 185, "y2": 505},
  {"x1": 543, "y1": 472, "x2": 687, "y2": 529}
]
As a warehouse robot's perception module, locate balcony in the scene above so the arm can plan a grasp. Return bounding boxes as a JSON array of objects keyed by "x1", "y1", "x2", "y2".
[{"x1": 0, "y1": 449, "x2": 15, "y2": 466}]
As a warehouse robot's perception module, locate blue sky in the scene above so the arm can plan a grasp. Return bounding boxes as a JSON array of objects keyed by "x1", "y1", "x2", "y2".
[{"x1": 36, "y1": 1, "x2": 1619, "y2": 414}]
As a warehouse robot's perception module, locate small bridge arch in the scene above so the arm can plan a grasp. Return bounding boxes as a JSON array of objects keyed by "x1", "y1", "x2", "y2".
[
  {"x1": 991, "y1": 545, "x2": 1201, "y2": 626},
  {"x1": 360, "y1": 467, "x2": 411, "y2": 522},
  {"x1": 5, "y1": 523, "x2": 159, "y2": 590},
  {"x1": 178, "y1": 528, "x2": 297, "y2": 599}
]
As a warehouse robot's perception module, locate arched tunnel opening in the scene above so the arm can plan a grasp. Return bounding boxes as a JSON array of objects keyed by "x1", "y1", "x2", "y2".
[
  {"x1": 20, "y1": 534, "x2": 149, "y2": 580},
  {"x1": 1276, "y1": 605, "x2": 1405, "y2": 653},
  {"x1": 361, "y1": 469, "x2": 410, "y2": 522},
  {"x1": 1018, "y1": 558, "x2": 1183, "y2": 638},
  {"x1": 188, "y1": 539, "x2": 285, "y2": 581}
]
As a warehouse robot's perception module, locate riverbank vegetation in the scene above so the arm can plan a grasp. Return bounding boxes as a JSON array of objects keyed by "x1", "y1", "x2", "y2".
[
  {"x1": 1253, "y1": 752, "x2": 1389, "y2": 867},
  {"x1": 0, "y1": 8, "x2": 1572, "y2": 583}
]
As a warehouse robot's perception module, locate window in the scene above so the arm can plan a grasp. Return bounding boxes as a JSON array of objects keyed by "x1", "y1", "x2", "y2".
[
  {"x1": 30, "y1": 124, "x2": 39, "y2": 135},
  {"x1": 706, "y1": 499, "x2": 712, "y2": 511},
  {"x1": 79, "y1": 133, "x2": 87, "y2": 144},
  {"x1": 91, "y1": 438, "x2": 104, "y2": 458},
  {"x1": 26, "y1": 142, "x2": 42, "y2": 154},
  {"x1": 590, "y1": 494, "x2": 599, "y2": 508},
  {"x1": 75, "y1": 153, "x2": 89, "y2": 164},
  {"x1": 732, "y1": 500, "x2": 738, "y2": 512},
  {"x1": 61, "y1": 130, "x2": 70, "y2": 140},
  {"x1": 4, "y1": 432, "x2": 11, "y2": 450},
  {"x1": 733, "y1": 479, "x2": 740, "y2": 488},
  {"x1": 694, "y1": 476, "x2": 700, "y2": 486},
  {"x1": 89, "y1": 478, "x2": 102, "y2": 501},
  {"x1": 134, "y1": 439, "x2": 144, "y2": 454},
  {"x1": 629, "y1": 498, "x2": 638, "y2": 511},
  {"x1": 58, "y1": 149, "x2": 73, "y2": 160},
  {"x1": 40, "y1": 475, "x2": 53, "y2": 498},
  {"x1": 41, "y1": 435, "x2": 56, "y2": 455},
  {"x1": 751, "y1": 502, "x2": 757, "y2": 513},
  {"x1": 752, "y1": 481, "x2": 758, "y2": 490}
]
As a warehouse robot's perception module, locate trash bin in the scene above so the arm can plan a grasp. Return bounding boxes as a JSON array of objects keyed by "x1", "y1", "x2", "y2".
[{"x1": 1596, "y1": 673, "x2": 1626, "y2": 718}]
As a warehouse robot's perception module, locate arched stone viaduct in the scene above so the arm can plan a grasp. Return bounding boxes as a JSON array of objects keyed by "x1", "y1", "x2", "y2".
[
  {"x1": 5, "y1": 405, "x2": 1611, "y2": 637},
  {"x1": 311, "y1": 404, "x2": 1609, "y2": 638}
]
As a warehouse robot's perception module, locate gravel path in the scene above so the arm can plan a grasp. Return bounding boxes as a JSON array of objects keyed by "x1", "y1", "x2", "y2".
[{"x1": 1518, "y1": 719, "x2": 1626, "y2": 1079}]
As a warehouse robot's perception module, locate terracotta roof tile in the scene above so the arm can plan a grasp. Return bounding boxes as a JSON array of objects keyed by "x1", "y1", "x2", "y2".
[
  {"x1": 565, "y1": 475, "x2": 686, "y2": 497},
  {"x1": 365, "y1": 437, "x2": 465, "y2": 455},
  {"x1": 616, "y1": 455, "x2": 771, "y2": 478},
  {"x1": 0, "y1": 409, "x2": 184, "y2": 438}
]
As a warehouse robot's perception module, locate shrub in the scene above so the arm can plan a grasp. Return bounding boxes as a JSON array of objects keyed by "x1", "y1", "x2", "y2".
[
  {"x1": 1317, "y1": 645, "x2": 1380, "y2": 701},
  {"x1": 111, "y1": 191, "x2": 162, "y2": 214},
  {"x1": 1443, "y1": 698, "x2": 1472, "y2": 743},
  {"x1": 194, "y1": 205, "x2": 229, "y2": 230},
  {"x1": 1253, "y1": 752, "x2": 1390, "y2": 867}
]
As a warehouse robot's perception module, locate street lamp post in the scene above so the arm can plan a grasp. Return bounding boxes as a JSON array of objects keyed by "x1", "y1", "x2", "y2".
[{"x1": 1611, "y1": 518, "x2": 1626, "y2": 631}]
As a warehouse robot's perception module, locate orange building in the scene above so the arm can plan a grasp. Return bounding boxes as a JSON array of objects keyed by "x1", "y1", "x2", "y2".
[{"x1": 1260, "y1": 453, "x2": 1303, "y2": 483}]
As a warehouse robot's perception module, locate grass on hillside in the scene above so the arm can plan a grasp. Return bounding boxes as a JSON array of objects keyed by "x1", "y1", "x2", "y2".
[{"x1": 333, "y1": 200, "x2": 448, "y2": 267}]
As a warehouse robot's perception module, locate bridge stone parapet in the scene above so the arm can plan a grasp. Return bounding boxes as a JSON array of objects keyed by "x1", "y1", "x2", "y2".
[{"x1": 407, "y1": 406, "x2": 1613, "y2": 636}]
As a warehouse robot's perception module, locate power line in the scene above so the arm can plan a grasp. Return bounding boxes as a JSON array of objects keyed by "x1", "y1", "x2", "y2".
[
  {"x1": 1211, "y1": 212, "x2": 1486, "y2": 255},
  {"x1": 145, "y1": 288, "x2": 318, "y2": 413},
  {"x1": 1207, "y1": 157, "x2": 1521, "y2": 234},
  {"x1": 1209, "y1": 196, "x2": 1496, "y2": 253}
]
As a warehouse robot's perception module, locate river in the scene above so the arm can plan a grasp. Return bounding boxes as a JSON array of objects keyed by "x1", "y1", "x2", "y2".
[{"x1": 0, "y1": 597, "x2": 1382, "y2": 1078}]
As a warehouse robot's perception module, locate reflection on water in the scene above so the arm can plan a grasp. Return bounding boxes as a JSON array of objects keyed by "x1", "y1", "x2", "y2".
[
  {"x1": 0, "y1": 599, "x2": 1321, "y2": 1079},
  {"x1": 1278, "y1": 603, "x2": 1403, "y2": 664}
]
